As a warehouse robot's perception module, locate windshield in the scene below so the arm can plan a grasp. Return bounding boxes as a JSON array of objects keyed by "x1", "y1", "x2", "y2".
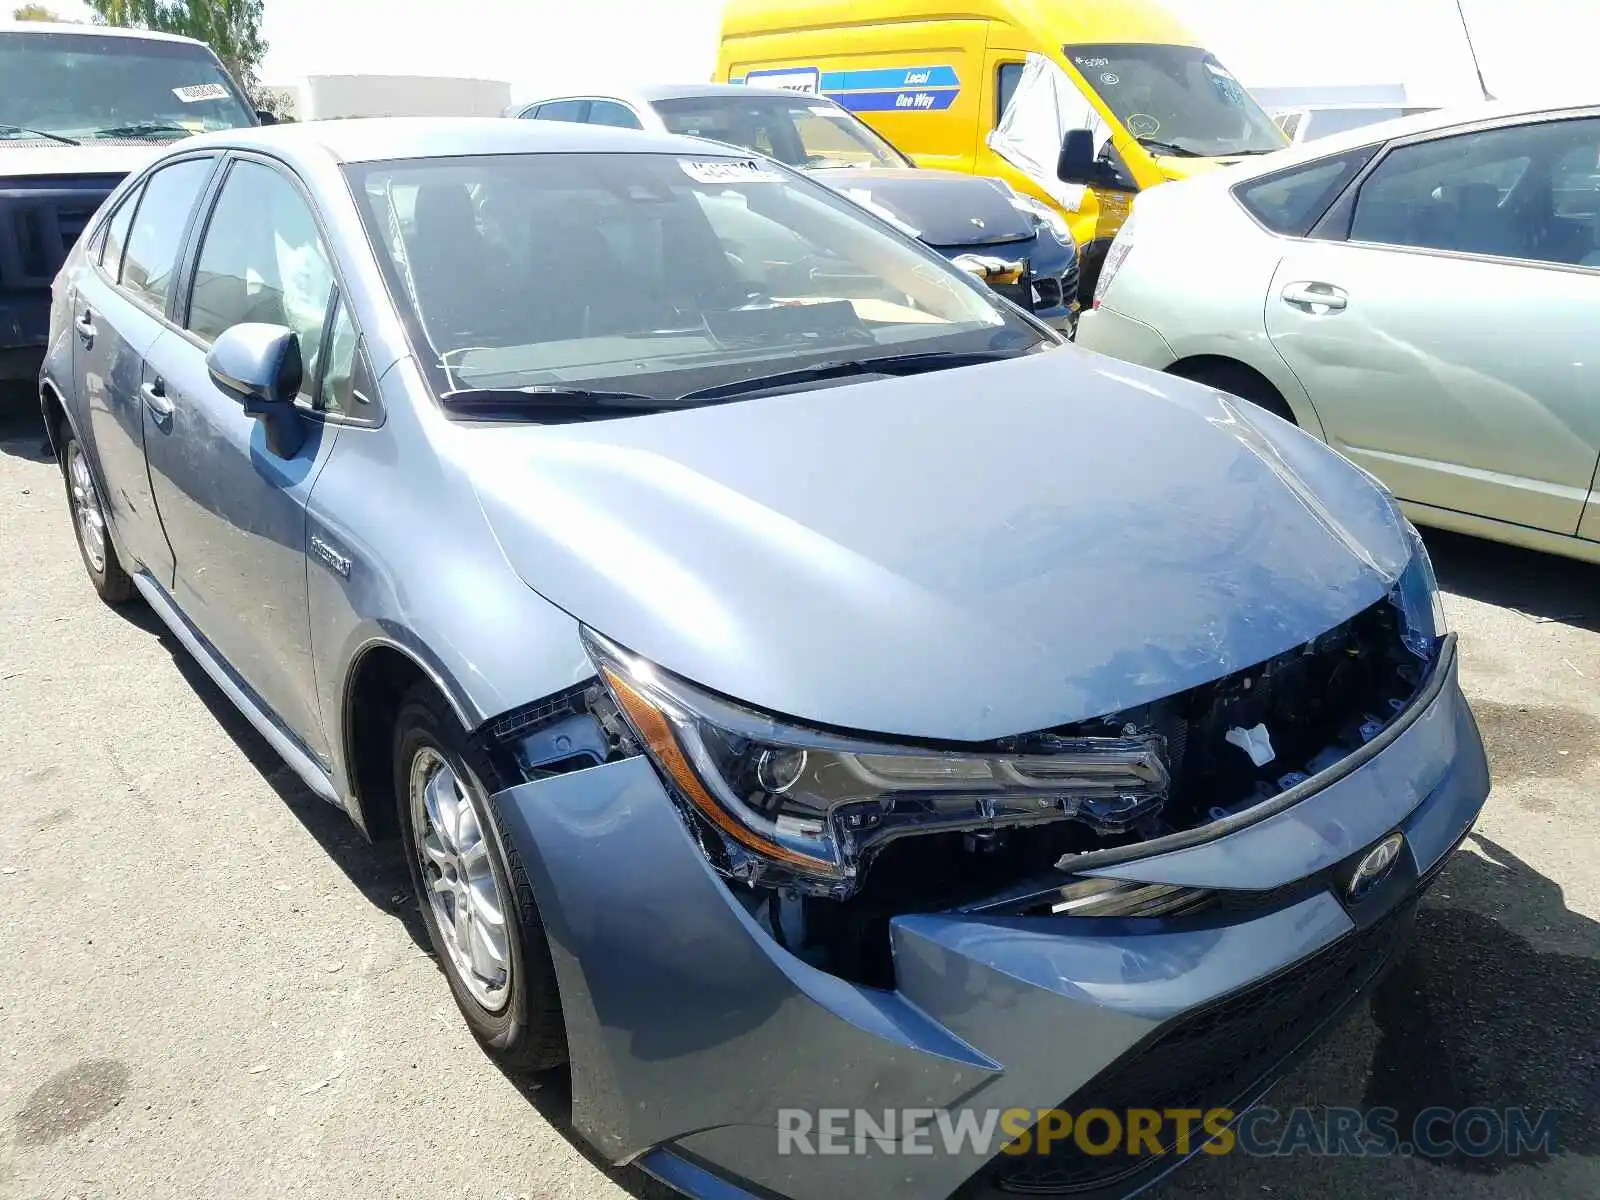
[
  {"x1": 350, "y1": 152, "x2": 1041, "y2": 405},
  {"x1": 652, "y1": 95, "x2": 909, "y2": 171},
  {"x1": 1065, "y1": 44, "x2": 1285, "y2": 158},
  {"x1": 0, "y1": 31, "x2": 255, "y2": 143}
]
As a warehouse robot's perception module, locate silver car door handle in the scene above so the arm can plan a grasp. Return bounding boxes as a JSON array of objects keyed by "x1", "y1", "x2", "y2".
[
  {"x1": 140, "y1": 379, "x2": 175, "y2": 420},
  {"x1": 1281, "y1": 281, "x2": 1348, "y2": 313},
  {"x1": 74, "y1": 312, "x2": 96, "y2": 345}
]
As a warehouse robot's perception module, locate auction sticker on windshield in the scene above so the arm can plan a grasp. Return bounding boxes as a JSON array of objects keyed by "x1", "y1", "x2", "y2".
[
  {"x1": 680, "y1": 159, "x2": 784, "y2": 184},
  {"x1": 173, "y1": 83, "x2": 230, "y2": 103}
]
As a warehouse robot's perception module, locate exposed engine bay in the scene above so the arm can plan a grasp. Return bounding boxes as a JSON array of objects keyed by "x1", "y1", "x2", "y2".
[{"x1": 478, "y1": 590, "x2": 1435, "y2": 989}]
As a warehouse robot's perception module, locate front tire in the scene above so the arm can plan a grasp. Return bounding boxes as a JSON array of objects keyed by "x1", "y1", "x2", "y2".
[
  {"x1": 59, "y1": 421, "x2": 133, "y2": 605},
  {"x1": 393, "y1": 684, "x2": 567, "y2": 1072}
]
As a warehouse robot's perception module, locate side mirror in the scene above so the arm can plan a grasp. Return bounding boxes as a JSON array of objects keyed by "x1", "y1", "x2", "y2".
[
  {"x1": 1057, "y1": 128, "x2": 1098, "y2": 185},
  {"x1": 206, "y1": 323, "x2": 307, "y2": 458},
  {"x1": 255, "y1": 108, "x2": 280, "y2": 125}
]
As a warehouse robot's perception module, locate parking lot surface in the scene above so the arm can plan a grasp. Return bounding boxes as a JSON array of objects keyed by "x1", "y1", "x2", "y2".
[{"x1": 2, "y1": 393, "x2": 1597, "y2": 1200}]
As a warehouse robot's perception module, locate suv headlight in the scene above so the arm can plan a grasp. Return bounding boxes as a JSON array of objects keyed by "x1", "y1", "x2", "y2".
[{"x1": 583, "y1": 630, "x2": 1169, "y2": 898}]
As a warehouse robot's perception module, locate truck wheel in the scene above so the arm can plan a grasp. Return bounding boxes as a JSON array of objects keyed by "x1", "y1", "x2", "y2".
[{"x1": 394, "y1": 683, "x2": 568, "y2": 1072}]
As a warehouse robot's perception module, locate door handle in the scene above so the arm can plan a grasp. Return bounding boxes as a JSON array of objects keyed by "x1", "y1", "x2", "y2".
[
  {"x1": 140, "y1": 378, "x2": 174, "y2": 421},
  {"x1": 1281, "y1": 281, "x2": 1348, "y2": 313},
  {"x1": 74, "y1": 310, "x2": 96, "y2": 346}
]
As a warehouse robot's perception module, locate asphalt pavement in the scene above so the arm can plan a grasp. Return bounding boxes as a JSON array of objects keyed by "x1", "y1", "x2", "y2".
[{"x1": 2, "y1": 392, "x2": 1597, "y2": 1200}]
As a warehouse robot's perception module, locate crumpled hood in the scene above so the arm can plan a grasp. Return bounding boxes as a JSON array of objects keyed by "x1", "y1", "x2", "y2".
[
  {"x1": 810, "y1": 166, "x2": 1035, "y2": 247},
  {"x1": 467, "y1": 350, "x2": 1411, "y2": 742},
  {"x1": 0, "y1": 144, "x2": 161, "y2": 178}
]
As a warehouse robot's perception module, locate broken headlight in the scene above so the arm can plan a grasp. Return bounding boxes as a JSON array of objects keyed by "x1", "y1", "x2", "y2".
[
  {"x1": 1392, "y1": 518, "x2": 1447, "y2": 659},
  {"x1": 583, "y1": 629, "x2": 1169, "y2": 899}
]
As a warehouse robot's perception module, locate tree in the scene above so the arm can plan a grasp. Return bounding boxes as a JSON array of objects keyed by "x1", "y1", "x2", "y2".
[
  {"x1": 86, "y1": 0, "x2": 273, "y2": 111},
  {"x1": 12, "y1": 4, "x2": 67, "y2": 18}
]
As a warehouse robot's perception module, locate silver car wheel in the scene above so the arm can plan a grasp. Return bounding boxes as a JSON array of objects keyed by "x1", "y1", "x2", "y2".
[
  {"x1": 67, "y1": 442, "x2": 107, "y2": 574},
  {"x1": 408, "y1": 747, "x2": 513, "y2": 1013}
]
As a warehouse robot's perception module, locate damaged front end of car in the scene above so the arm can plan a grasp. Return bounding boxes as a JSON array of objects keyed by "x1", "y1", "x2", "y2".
[{"x1": 474, "y1": 524, "x2": 1447, "y2": 991}]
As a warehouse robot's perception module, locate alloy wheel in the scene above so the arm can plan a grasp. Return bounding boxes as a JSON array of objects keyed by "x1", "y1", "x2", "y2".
[
  {"x1": 67, "y1": 442, "x2": 107, "y2": 574},
  {"x1": 408, "y1": 747, "x2": 513, "y2": 1012}
]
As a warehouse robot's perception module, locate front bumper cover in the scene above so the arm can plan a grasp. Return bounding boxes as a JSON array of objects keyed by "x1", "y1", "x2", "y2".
[{"x1": 491, "y1": 636, "x2": 1486, "y2": 1200}]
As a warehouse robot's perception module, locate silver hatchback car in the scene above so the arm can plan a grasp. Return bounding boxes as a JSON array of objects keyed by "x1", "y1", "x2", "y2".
[{"x1": 40, "y1": 119, "x2": 1486, "y2": 1200}]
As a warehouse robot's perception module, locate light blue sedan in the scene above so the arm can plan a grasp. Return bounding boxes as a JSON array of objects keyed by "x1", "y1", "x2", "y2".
[{"x1": 40, "y1": 118, "x2": 1487, "y2": 1200}]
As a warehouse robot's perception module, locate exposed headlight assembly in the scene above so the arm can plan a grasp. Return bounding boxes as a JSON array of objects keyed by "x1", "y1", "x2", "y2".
[
  {"x1": 583, "y1": 630, "x2": 1169, "y2": 899},
  {"x1": 1392, "y1": 517, "x2": 1447, "y2": 660}
]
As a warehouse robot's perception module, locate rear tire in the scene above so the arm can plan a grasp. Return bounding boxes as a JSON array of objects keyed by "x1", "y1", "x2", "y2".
[
  {"x1": 59, "y1": 421, "x2": 133, "y2": 605},
  {"x1": 1169, "y1": 360, "x2": 1297, "y2": 425},
  {"x1": 394, "y1": 683, "x2": 568, "y2": 1072}
]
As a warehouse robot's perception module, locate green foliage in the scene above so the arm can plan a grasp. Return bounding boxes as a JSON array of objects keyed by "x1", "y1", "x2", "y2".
[
  {"x1": 86, "y1": 0, "x2": 271, "y2": 106},
  {"x1": 12, "y1": 3, "x2": 66, "y2": 18}
]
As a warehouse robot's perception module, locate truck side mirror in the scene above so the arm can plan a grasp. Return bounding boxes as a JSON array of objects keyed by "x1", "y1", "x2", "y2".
[{"x1": 1057, "y1": 128, "x2": 1098, "y2": 185}]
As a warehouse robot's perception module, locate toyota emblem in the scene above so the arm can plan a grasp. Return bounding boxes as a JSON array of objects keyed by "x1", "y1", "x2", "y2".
[{"x1": 1347, "y1": 832, "x2": 1405, "y2": 902}]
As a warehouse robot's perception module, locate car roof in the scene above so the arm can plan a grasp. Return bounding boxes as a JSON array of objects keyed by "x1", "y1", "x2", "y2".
[
  {"x1": 176, "y1": 116, "x2": 755, "y2": 165},
  {"x1": 521, "y1": 83, "x2": 826, "y2": 109},
  {"x1": 1225, "y1": 96, "x2": 1600, "y2": 181},
  {"x1": 0, "y1": 19, "x2": 207, "y2": 45}
]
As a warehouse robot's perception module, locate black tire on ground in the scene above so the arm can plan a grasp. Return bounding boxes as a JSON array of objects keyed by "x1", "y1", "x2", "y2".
[
  {"x1": 393, "y1": 683, "x2": 568, "y2": 1072},
  {"x1": 1169, "y1": 360, "x2": 1297, "y2": 425},
  {"x1": 58, "y1": 419, "x2": 134, "y2": 605}
]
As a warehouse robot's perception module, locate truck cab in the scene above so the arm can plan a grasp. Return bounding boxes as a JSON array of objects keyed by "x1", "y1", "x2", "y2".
[
  {"x1": 1, "y1": 21, "x2": 260, "y2": 383},
  {"x1": 716, "y1": 0, "x2": 1289, "y2": 297}
]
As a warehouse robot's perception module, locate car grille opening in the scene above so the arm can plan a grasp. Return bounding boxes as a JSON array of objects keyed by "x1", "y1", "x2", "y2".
[{"x1": 0, "y1": 175, "x2": 123, "y2": 290}]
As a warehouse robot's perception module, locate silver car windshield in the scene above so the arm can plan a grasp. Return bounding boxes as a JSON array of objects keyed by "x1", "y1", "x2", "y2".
[
  {"x1": 350, "y1": 151, "x2": 1039, "y2": 400},
  {"x1": 0, "y1": 31, "x2": 255, "y2": 142},
  {"x1": 652, "y1": 95, "x2": 909, "y2": 170}
]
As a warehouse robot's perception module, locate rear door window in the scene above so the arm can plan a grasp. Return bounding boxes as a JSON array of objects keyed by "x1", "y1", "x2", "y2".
[
  {"x1": 118, "y1": 156, "x2": 214, "y2": 312},
  {"x1": 587, "y1": 100, "x2": 643, "y2": 129},
  {"x1": 532, "y1": 99, "x2": 587, "y2": 123},
  {"x1": 1233, "y1": 147, "x2": 1377, "y2": 236}
]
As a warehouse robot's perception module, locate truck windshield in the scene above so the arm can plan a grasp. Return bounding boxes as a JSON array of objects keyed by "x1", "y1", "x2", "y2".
[
  {"x1": 0, "y1": 31, "x2": 255, "y2": 143},
  {"x1": 1065, "y1": 44, "x2": 1285, "y2": 158},
  {"x1": 652, "y1": 95, "x2": 910, "y2": 170}
]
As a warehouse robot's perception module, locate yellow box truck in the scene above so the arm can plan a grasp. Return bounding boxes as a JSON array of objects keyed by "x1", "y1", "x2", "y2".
[{"x1": 716, "y1": 0, "x2": 1287, "y2": 295}]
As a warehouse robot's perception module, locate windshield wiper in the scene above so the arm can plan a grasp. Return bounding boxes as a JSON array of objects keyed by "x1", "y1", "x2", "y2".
[
  {"x1": 440, "y1": 385, "x2": 673, "y2": 422},
  {"x1": 1135, "y1": 137, "x2": 1204, "y2": 159},
  {"x1": 0, "y1": 123, "x2": 80, "y2": 146},
  {"x1": 675, "y1": 348, "x2": 1036, "y2": 402},
  {"x1": 90, "y1": 121, "x2": 191, "y2": 141}
]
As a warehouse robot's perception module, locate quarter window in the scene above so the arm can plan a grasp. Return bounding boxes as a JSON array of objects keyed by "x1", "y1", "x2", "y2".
[
  {"x1": 1350, "y1": 117, "x2": 1600, "y2": 266},
  {"x1": 118, "y1": 157, "x2": 212, "y2": 311},
  {"x1": 187, "y1": 159, "x2": 337, "y2": 407},
  {"x1": 99, "y1": 182, "x2": 141, "y2": 275}
]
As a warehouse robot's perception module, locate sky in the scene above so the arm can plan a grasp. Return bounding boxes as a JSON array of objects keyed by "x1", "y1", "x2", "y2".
[{"x1": 43, "y1": 0, "x2": 1593, "y2": 106}]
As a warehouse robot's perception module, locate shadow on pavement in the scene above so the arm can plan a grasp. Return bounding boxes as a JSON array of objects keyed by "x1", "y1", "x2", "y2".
[
  {"x1": 111, "y1": 600, "x2": 426, "y2": 955},
  {"x1": 0, "y1": 386, "x2": 53, "y2": 463},
  {"x1": 1364, "y1": 833, "x2": 1600, "y2": 1173},
  {"x1": 1423, "y1": 526, "x2": 1600, "y2": 634},
  {"x1": 511, "y1": 1070, "x2": 683, "y2": 1200},
  {"x1": 115, "y1": 600, "x2": 673, "y2": 1200}
]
